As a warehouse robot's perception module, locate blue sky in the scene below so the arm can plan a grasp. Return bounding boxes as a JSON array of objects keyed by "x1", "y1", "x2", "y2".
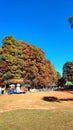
[{"x1": 0, "y1": 0, "x2": 73, "y2": 75}]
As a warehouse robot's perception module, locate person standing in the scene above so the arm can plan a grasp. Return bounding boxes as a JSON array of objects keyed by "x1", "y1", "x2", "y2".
[
  {"x1": 0, "y1": 86, "x2": 2, "y2": 95},
  {"x1": 16, "y1": 83, "x2": 21, "y2": 94}
]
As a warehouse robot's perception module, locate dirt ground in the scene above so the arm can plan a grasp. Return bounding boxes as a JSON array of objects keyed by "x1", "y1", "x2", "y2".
[{"x1": 0, "y1": 91, "x2": 73, "y2": 113}]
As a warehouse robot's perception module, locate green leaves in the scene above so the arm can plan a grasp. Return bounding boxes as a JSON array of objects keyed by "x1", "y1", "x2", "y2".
[
  {"x1": 68, "y1": 16, "x2": 73, "y2": 23},
  {"x1": 3, "y1": 71, "x2": 13, "y2": 80},
  {"x1": 63, "y1": 61, "x2": 73, "y2": 82},
  {"x1": 1, "y1": 36, "x2": 24, "y2": 84}
]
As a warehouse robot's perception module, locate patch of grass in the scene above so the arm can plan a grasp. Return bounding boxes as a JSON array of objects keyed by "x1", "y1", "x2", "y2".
[{"x1": 0, "y1": 109, "x2": 73, "y2": 130}]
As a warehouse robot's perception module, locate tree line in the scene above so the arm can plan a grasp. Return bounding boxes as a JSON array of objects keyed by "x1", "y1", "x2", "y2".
[
  {"x1": 0, "y1": 35, "x2": 72, "y2": 88},
  {"x1": 0, "y1": 36, "x2": 58, "y2": 88}
]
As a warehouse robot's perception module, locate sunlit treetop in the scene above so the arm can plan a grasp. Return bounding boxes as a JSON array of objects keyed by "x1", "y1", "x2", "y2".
[
  {"x1": 68, "y1": 16, "x2": 73, "y2": 28},
  {"x1": 68, "y1": 16, "x2": 73, "y2": 23}
]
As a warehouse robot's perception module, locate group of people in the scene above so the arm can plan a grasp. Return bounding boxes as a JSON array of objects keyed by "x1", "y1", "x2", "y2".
[
  {"x1": 0, "y1": 83, "x2": 24, "y2": 95},
  {"x1": 7, "y1": 83, "x2": 21, "y2": 94}
]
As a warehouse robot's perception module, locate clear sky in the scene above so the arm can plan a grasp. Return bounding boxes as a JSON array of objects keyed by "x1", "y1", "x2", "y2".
[{"x1": 0, "y1": 0, "x2": 73, "y2": 75}]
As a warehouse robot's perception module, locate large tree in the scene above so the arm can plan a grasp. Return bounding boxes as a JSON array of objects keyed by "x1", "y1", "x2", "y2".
[
  {"x1": 0, "y1": 36, "x2": 57, "y2": 87},
  {"x1": 21, "y1": 41, "x2": 57, "y2": 88},
  {"x1": 2, "y1": 36, "x2": 24, "y2": 84},
  {"x1": 63, "y1": 61, "x2": 73, "y2": 82}
]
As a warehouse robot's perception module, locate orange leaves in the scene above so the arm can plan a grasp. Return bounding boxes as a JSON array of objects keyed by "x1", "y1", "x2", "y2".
[
  {"x1": 0, "y1": 36, "x2": 57, "y2": 87},
  {"x1": 22, "y1": 41, "x2": 57, "y2": 87}
]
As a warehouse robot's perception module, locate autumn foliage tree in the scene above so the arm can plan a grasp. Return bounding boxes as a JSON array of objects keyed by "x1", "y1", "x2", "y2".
[
  {"x1": 2, "y1": 36, "x2": 24, "y2": 84},
  {"x1": 21, "y1": 41, "x2": 57, "y2": 88},
  {"x1": 0, "y1": 48, "x2": 8, "y2": 85},
  {"x1": 0, "y1": 36, "x2": 57, "y2": 87}
]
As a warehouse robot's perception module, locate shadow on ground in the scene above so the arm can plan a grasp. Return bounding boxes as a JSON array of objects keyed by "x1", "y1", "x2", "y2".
[
  {"x1": 66, "y1": 91, "x2": 73, "y2": 94},
  {"x1": 42, "y1": 96, "x2": 73, "y2": 103}
]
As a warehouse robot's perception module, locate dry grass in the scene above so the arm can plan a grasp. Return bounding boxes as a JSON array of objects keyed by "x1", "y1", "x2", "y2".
[
  {"x1": 0, "y1": 91, "x2": 73, "y2": 113},
  {"x1": 0, "y1": 109, "x2": 73, "y2": 130},
  {"x1": 0, "y1": 91, "x2": 73, "y2": 130}
]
